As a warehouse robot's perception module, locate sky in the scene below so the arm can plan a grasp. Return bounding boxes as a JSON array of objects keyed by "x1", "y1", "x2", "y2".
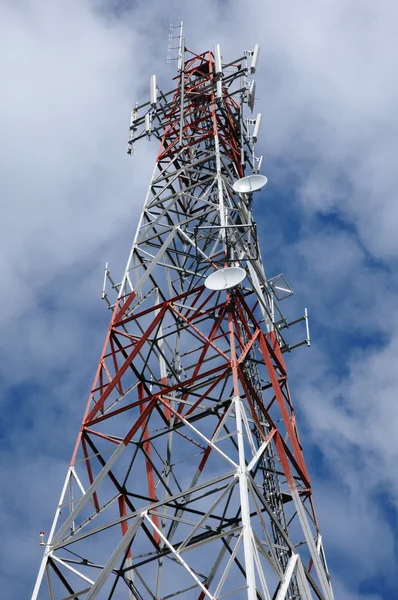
[{"x1": 1, "y1": 0, "x2": 397, "y2": 598}]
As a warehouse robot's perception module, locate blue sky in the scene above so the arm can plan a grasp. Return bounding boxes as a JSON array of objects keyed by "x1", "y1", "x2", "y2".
[{"x1": 1, "y1": 0, "x2": 397, "y2": 598}]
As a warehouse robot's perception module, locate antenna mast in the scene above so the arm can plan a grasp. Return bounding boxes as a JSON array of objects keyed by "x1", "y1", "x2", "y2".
[{"x1": 32, "y1": 37, "x2": 333, "y2": 600}]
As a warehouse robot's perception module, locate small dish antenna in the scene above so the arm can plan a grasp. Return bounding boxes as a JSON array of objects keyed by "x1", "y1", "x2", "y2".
[
  {"x1": 205, "y1": 267, "x2": 246, "y2": 291},
  {"x1": 232, "y1": 174, "x2": 268, "y2": 195},
  {"x1": 248, "y1": 80, "x2": 256, "y2": 113}
]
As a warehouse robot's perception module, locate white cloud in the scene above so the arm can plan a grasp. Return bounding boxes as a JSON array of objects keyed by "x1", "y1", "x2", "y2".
[{"x1": 301, "y1": 331, "x2": 398, "y2": 499}]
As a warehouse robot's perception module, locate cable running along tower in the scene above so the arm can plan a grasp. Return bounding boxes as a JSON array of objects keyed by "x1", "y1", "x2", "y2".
[{"x1": 32, "y1": 32, "x2": 334, "y2": 600}]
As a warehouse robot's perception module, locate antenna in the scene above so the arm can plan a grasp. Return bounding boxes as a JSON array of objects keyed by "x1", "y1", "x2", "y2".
[
  {"x1": 214, "y1": 44, "x2": 223, "y2": 75},
  {"x1": 214, "y1": 44, "x2": 223, "y2": 101},
  {"x1": 205, "y1": 267, "x2": 246, "y2": 291},
  {"x1": 130, "y1": 104, "x2": 138, "y2": 127},
  {"x1": 167, "y1": 21, "x2": 184, "y2": 70},
  {"x1": 167, "y1": 23, "x2": 173, "y2": 65},
  {"x1": 232, "y1": 173, "x2": 268, "y2": 195},
  {"x1": 253, "y1": 113, "x2": 262, "y2": 143},
  {"x1": 248, "y1": 80, "x2": 256, "y2": 112},
  {"x1": 250, "y1": 44, "x2": 260, "y2": 73},
  {"x1": 216, "y1": 79, "x2": 223, "y2": 100},
  {"x1": 150, "y1": 75, "x2": 157, "y2": 107},
  {"x1": 177, "y1": 21, "x2": 184, "y2": 72},
  {"x1": 145, "y1": 112, "x2": 151, "y2": 137}
]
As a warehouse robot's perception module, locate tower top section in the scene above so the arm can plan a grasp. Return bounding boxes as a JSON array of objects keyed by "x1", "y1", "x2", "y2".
[
  {"x1": 128, "y1": 39, "x2": 263, "y2": 176},
  {"x1": 122, "y1": 37, "x2": 309, "y2": 353}
]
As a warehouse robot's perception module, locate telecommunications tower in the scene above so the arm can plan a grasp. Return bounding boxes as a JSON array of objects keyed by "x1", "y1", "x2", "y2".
[{"x1": 32, "y1": 27, "x2": 334, "y2": 600}]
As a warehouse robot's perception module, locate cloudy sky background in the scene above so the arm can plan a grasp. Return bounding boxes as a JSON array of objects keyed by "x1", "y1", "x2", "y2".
[{"x1": 1, "y1": 0, "x2": 397, "y2": 598}]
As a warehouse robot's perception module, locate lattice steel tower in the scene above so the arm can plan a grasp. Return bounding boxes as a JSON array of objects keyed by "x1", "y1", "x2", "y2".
[{"x1": 32, "y1": 30, "x2": 334, "y2": 600}]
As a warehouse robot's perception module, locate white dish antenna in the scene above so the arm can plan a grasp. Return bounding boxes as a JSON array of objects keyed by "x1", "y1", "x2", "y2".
[
  {"x1": 205, "y1": 267, "x2": 246, "y2": 291},
  {"x1": 232, "y1": 174, "x2": 268, "y2": 195},
  {"x1": 248, "y1": 80, "x2": 256, "y2": 113}
]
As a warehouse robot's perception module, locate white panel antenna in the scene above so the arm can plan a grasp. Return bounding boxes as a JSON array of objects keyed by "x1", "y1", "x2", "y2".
[
  {"x1": 177, "y1": 50, "x2": 183, "y2": 72},
  {"x1": 253, "y1": 113, "x2": 262, "y2": 143},
  {"x1": 130, "y1": 108, "x2": 138, "y2": 127},
  {"x1": 248, "y1": 80, "x2": 256, "y2": 113},
  {"x1": 216, "y1": 79, "x2": 223, "y2": 100},
  {"x1": 145, "y1": 112, "x2": 152, "y2": 136},
  {"x1": 150, "y1": 75, "x2": 157, "y2": 107},
  {"x1": 250, "y1": 44, "x2": 260, "y2": 73},
  {"x1": 214, "y1": 44, "x2": 223, "y2": 75}
]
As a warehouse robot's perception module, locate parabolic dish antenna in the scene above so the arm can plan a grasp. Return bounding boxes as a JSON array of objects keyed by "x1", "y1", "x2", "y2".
[
  {"x1": 232, "y1": 174, "x2": 268, "y2": 195},
  {"x1": 205, "y1": 267, "x2": 246, "y2": 291}
]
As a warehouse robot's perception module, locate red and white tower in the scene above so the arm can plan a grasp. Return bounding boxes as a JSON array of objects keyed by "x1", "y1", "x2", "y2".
[{"x1": 32, "y1": 30, "x2": 334, "y2": 600}]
